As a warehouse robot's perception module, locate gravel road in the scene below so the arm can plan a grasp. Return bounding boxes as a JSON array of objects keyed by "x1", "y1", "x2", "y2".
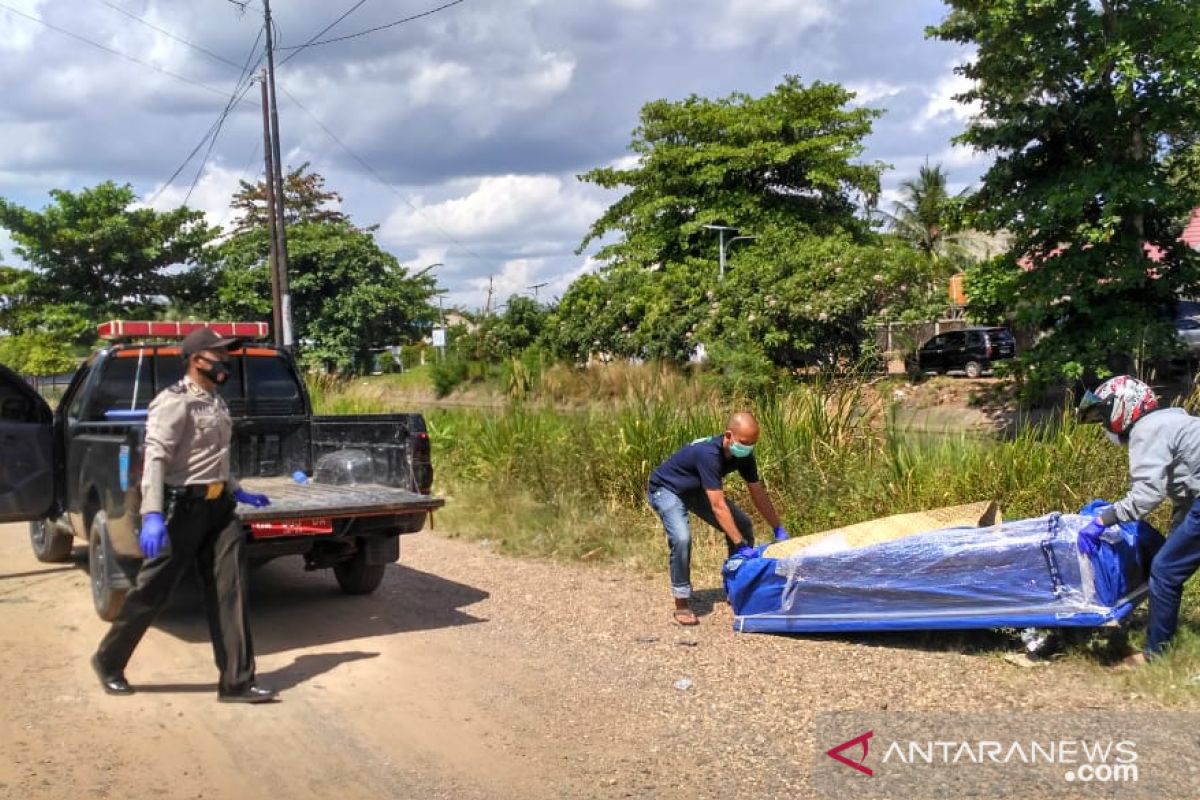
[{"x1": 0, "y1": 522, "x2": 1193, "y2": 800}]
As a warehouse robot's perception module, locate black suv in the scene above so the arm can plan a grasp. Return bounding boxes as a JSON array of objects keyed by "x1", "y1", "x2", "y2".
[{"x1": 915, "y1": 326, "x2": 1016, "y2": 378}]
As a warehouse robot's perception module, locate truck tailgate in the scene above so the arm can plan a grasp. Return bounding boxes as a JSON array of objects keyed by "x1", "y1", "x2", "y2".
[{"x1": 235, "y1": 476, "x2": 444, "y2": 522}]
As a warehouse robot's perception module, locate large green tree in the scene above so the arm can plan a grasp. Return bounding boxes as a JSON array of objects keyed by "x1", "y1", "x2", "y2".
[
  {"x1": 930, "y1": 0, "x2": 1200, "y2": 382},
  {"x1": 0, "y1": 181, "x2": 218, "y2": 330},
  {"x1": 580, "y1": 76, "x2": 884, "y2": 265},
  {"x1": 565, "y1": 76, "x2": 937, "y2": 368},
  {"x1": 194, "y1": 167, "x2": 438, "y2": 371}
]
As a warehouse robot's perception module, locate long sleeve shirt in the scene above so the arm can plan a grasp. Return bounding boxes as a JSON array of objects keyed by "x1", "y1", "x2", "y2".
[{"x1": 1100, "y1": 407, "x2": 1200, "y2": 530}]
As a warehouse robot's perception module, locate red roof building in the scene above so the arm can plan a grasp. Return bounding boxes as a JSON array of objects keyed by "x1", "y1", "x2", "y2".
[{"x1": 1183, "y1": 207, "x2": 1200, "y2": 250}]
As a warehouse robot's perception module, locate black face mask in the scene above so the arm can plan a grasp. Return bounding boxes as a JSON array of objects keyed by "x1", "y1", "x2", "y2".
[{"x1": 196, "y1": 357, "x2": 232, "y2": 385}]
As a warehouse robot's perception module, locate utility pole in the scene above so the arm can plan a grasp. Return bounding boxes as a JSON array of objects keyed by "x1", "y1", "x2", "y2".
[
  {"x1": 527, "y1": 282, "x2": 548, "y2": 303},
  {"x1": 484, "y1": 275, "x2": 495, "y2": 316},
  {"x1": 262, "y1": 0, "x2": 293, "y2": 349},
  {"x1": 259, "y1": 72, "x2": 282, "y2": 343}
]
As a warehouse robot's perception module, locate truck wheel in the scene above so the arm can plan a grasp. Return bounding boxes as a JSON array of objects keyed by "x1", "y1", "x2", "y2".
[
  {"x1": 964, "y1": 360, "x2": 983, "y2": 378},
  {"x1": 30, "y1": 518, "x2": 74, "y2": 563},
  {"x1": 333, "y1": 550, "x2": 387, "y2": 595},
  {"x1": 89, "y1": 511, "x2": 127, "y2": 621}
]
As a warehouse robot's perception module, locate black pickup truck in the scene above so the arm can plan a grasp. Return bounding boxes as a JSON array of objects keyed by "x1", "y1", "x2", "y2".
[{"x1": 0, "y1": 328, "x2": 443, "y2": 620}]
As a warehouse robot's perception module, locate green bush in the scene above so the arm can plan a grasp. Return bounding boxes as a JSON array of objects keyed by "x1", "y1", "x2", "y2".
[{"x1": 429, "y1": 355, "x2": 470, "y2": 398}]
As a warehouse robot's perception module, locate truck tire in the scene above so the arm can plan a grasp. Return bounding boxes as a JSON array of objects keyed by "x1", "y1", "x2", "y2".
[
  {"x1": 30, "y1": 518, "x2": 74, "y2": 563},
  {"x1": 89, "y1": 511, "x2": 128, "y2": 621},
  {"x1": 333, "y1": 549, "x2": 387, "y2": 595}
]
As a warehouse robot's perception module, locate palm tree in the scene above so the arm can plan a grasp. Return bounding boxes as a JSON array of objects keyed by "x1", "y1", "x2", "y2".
[{"x1": 880, "y1": 161, "x2": 971, "y2": 273}]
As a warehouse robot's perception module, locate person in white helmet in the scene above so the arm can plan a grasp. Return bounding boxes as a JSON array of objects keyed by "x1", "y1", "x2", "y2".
[{"x1": 1077, "y1": 375, "x2": 1200, "y2": 666}]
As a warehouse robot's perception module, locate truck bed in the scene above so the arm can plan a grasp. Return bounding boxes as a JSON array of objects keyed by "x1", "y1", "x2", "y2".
[{"x1": 235, "y1": 476, "x2": 444, "y2": 522}]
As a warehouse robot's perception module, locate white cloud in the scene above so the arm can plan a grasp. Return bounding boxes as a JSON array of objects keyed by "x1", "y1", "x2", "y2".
[
  {"x1": 142, "y1": 162, "x2": 247, "y2": 233},
  {"x1": 846, "y1": 81, "x2": 908, "y2": 106},
  {"x1": 0, "y1": 0, "x2": 44, "y2": 53},
  {"x1": 916, "y1": 69, "x2": 980, "y2": 130},
  {"x1": 698, "y1": 0, "x2": 834, "y2": 50},
  {"x1": 381, "y1": 174, "x2": 606, "y2": 245}
]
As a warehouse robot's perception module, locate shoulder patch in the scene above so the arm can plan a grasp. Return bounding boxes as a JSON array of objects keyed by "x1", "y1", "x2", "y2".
[{"x1": 166, "y1": 381, "x2": 187, "y2": 394}]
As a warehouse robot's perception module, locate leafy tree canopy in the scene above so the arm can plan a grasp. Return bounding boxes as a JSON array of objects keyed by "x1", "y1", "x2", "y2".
[
  {"x1": 0, "y1": 181, "x2": 217, "y2": 332},
  {"x1": 930, "y1": 0, "x2": 1200, "y2": 382},
  {"x1": 557, "y1": 76, "x2": 944, "y2": 369},
  {"x1": 579, "y1": 75, "x2": 886, "y2": 266},
  {"x1": 229, "y1": 161, "x2": 358, "y2": 234},
  {"x1": 196, "y1": 221, "x2": 438, "y2": 372}
]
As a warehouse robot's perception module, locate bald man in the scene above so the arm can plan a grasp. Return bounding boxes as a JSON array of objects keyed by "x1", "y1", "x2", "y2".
[{"x1": 647, "y1": 412, "x2": 787, "y2": 625}]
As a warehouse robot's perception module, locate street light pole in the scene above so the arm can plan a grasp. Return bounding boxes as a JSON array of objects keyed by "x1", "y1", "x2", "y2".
[{"x1": 702, "y1": 224, "x2": 756, "y2": 280}]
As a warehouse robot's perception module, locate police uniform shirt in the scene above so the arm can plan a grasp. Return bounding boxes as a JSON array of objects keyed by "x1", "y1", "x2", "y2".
[{"x1": 140, "y1": 376, "x2": 240, "y2": 515}]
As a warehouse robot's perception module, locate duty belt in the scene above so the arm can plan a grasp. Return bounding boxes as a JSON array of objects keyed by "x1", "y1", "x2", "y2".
[{"x1": 166, "y1": 481, "x2": 227, "y2": 501}]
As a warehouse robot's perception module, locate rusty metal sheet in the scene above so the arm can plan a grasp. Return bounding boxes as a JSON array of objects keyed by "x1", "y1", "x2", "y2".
[{"x1": 234, "y1": 476, "x2": 444, "y2": 522}]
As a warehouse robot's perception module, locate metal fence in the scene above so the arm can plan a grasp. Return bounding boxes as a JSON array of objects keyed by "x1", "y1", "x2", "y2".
[{"x1": 22, "y1": 371, "x2": 75, "y2": 403}]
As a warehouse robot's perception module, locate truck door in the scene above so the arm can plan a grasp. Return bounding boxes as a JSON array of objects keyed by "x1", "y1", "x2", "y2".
[{"x1": 0, "y1": 363, "x2": 56, "y2": 523}]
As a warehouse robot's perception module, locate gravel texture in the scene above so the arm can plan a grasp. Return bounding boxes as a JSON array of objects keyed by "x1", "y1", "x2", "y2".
[{"x1": 1, "y1": 522, "x2": 1196, "y2": 800}]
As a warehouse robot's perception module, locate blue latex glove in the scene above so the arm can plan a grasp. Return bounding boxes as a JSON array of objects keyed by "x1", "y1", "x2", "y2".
[
  {"x1": 1078, "y1": 517, "x2": 1105, "y2": 557},
  {"x1": 735, "y1": 544, "x2": 758, "y2": 560},
  {"x1": 773, "y1": 525, "x2": 789, "y2": 541},
  {"x1": 233, "y1": 488, "x2": 270, "y2": 508},
  {"x1": 139, "y1": 512, "x2": 166, "y2": 559}
]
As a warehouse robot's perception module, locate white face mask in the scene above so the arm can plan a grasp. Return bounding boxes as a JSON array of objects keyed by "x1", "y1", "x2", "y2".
[{"x1": 1105, "y1": 430, "x2": 1123, "y2": 446}]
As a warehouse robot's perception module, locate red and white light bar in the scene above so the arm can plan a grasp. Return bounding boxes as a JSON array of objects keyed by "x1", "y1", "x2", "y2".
[{"x1": 98, "y1": 320, "x2": 270, "y2": 342}]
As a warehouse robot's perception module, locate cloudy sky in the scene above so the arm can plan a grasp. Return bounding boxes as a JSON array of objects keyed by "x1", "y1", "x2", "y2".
[{"x1": 0, "y1": 0, "x2": 985, "y2": 310}]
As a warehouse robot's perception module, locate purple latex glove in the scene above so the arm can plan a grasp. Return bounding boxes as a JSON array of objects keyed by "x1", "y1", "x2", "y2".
[
  {"x1": 735, "y1": 545, "x2": 758, "y2": 560},
  {"x1": 1077, "y1": 517, "x2": 1105, "y2": 557},
  {"x1": 773, "y1": 525, "x2": 789, "y2": 541},
  {"x1": 233, "y1": 488, "x2": 270, "y2": 508},
  {"x1": 139, "y1": 512, "x2": 166, "y2": 559}
]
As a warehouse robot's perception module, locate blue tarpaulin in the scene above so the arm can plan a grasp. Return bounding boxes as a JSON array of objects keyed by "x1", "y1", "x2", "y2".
[{"x1": 723, "y1": 505, "x2": 1163, "y2": 634}]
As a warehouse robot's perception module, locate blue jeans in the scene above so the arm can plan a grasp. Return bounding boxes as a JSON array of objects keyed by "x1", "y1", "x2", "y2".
[
  {"x1": 1146, "y1": 497, "x2": 1200, "y2": 657},
  {"x1": 647, "y1": 486, "x2": 754, "y2": 599}
]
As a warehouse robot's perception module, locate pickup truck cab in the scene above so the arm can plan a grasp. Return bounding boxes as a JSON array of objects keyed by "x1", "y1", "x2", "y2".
[{"x1": 1, "y1": 320, "x2": 443, "y2": 620}]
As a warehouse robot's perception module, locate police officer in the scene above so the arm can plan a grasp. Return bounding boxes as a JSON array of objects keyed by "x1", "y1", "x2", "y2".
[{"x1": 91, "y1": 327, "x2": 276, "y2": 703}]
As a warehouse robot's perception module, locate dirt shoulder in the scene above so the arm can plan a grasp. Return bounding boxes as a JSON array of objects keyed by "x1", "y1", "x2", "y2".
[{"x1": 0, "y1": 523, "x2": 1192, "y2": 800}]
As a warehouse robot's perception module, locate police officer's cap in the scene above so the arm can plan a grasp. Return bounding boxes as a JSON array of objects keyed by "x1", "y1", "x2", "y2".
[{"x1": 181, "y1": 327, "x2": 241, "y2": 358}]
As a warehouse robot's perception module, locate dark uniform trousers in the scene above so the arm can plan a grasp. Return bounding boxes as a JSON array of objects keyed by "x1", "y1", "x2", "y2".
[{"x1": 95, "y1": 491, "x2": 256, "y2": 694}]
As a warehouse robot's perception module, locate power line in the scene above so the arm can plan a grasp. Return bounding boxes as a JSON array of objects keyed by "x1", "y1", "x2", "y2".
[
  {"x1": 99, "y1": 0, "x2": 244, "y2": 71},
  {"x1": 147, "y1": 73, "x2": 261, "y2": 206},
  {"x1": 183, "y1": 33, "x2": 266, "y2": 205},
  {"x1": 277, "y1": 0, "x2": 466, "y2": 50},
  {"x1": 0, "y1": 0, "x2": 233, "y2": 99},
  {"x1": 276, "y1": 83, "x2": 490, "y2": 265},
  {"x1": 277, "y1": 0, "x2": 371, "y2": 67}
]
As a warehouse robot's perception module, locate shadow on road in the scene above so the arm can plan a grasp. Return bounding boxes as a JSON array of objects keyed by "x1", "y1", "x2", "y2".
[
  {"x1": 133, "y1": 650, "x2": 381, "y2": 694},
  {"x1": 116, "y1": 557, "x2": 489, "y2": 655},
  {"x1": 0, "y1": 564, "x2": 77, "y2": 582}
]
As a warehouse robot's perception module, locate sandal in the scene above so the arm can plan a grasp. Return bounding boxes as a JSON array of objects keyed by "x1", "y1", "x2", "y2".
[{"x1": 672, "y1": 607, "x2": 699, "y2": 626}]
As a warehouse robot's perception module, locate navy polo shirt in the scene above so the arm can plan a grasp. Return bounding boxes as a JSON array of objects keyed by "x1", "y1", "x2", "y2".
[{"x1": 648, "y1": 435, "x2": 760, "y2": 495}]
